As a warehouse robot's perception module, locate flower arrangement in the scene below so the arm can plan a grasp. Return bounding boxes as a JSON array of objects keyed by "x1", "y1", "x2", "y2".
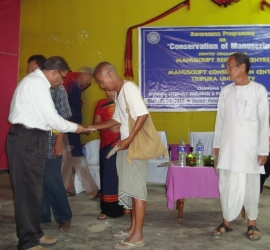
[
  {"x1": 186, "y1": 153, "x2": 196, "y2": 166},
  {"x1": 186, "y1": 153, "x2": 214, "y2": 167}
]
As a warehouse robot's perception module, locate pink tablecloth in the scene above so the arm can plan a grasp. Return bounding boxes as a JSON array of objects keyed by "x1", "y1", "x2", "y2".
[{"x1": 166, "y1": 165, "x2": 220, "y2": 210}]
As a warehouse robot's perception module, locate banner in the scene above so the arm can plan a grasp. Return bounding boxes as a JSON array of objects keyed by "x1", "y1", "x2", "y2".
[{"x1": 139, "y1": 25, "x2": 270, "y2": 111}]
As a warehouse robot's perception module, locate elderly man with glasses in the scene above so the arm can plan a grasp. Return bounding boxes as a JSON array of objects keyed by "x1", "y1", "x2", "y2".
[
  {"x1": 7, "y1": 56, "x2": 87, "y2": 250},
  {"x1": 26, "y1": 55, "x2": 74, "y2": 233}
]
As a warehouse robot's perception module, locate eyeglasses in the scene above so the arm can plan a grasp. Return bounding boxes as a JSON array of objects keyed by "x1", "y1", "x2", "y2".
[{"x1": 57, "y1": 71, "x2": 66, "y2": 81}]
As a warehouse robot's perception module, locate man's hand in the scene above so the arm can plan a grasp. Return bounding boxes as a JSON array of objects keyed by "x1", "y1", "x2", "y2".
[
  {"x1": 75, "y1": 124, "x2": 87, "y2": 134},
  {"x1": 117, "y1": 138, "x2": 132, "y2": 151},
  {"x1": 86, "y1": 125, "x2": 96, "y2": 131},
  {"x1": 213, "y1": 148, "x2": 219, "y2": 157},
  {"x1": 258, "y1": 155, "x2": 268, "y2": 166},
  {"x1": 116, "y1": 114, "x2": 148, "y2": 151},
  {"x1": 84, "y1": 125, "x2": 97, "y2": 135},
  {"x1": 52, "y1": 141, "x2": 62, "y2": 158}
]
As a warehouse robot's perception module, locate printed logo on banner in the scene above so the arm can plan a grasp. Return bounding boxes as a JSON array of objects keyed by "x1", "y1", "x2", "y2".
[{"x1": 147, "y1": 32, "x2": 160, "y2": 44}]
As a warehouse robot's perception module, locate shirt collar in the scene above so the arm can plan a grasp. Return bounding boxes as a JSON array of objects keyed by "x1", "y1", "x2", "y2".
[{"x1": 33, "y1": 68, "x2": 51, "y2": 89}]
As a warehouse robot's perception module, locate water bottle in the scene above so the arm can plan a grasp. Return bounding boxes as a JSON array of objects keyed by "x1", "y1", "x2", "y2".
[
  {"x1": 196, "y1": 140, "x2": 204, "y2": 166},
  {"x1": 178, "y1": 140, "x2": 187, "y2": 167}
]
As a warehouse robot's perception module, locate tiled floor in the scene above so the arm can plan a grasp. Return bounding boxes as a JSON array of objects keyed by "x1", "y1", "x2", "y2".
[{"x1": 1, "y1": 171, "x2": 270, "y2": 250}]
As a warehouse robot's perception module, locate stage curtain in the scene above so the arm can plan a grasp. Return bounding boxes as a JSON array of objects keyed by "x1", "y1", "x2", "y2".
[{"x1": 0, "y1": 0, "x2": 21, "y2": 169}]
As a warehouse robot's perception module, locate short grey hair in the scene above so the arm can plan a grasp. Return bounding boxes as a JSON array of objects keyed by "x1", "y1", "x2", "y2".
[{"x1": 78, "y1": 66, "x2": 93, "y2": 74}]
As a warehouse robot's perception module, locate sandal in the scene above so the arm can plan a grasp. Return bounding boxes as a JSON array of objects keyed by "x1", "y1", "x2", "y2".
[
  {"x1": 212, "y1": 223, "x2": 233, "y2": 236},
  {"x1": 59, "y1": 222, "x2": 71, "y2": 232},
  {"x1": 247, "y1": 225, "x2": 261, "y2": 241},
  {"x1": 97, "y1": 214, "x2": 107, "y2": 220},
  {"x1": 114, "y1": 240, "x2": 145, "y2": 249}
]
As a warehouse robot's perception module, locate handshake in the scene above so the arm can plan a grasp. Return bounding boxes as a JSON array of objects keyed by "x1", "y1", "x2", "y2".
[
  {"x1": 74, "y1": 124, "x2": 97, "y2": 134},
  {"x1": 75, "y1": 123, "x2": 120, "y2": 134}
]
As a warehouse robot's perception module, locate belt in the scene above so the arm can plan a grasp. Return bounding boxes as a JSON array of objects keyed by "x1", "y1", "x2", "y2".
[{"x1": 13, "y1": 124, "x2": 48, "y2": 134}]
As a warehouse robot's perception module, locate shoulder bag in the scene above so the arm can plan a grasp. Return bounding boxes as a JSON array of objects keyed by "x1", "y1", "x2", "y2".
[{"x1": 123, "y1": 85, "x2": 168, "y2": 163}]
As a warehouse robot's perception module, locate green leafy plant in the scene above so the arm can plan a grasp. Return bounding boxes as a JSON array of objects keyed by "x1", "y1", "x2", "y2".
[
  {"x1": 203, "y1": 155, "x2": 214, "y2": 167},
  {"x1": 186, "y1": 153, "x2": 214, "y2": 167}
]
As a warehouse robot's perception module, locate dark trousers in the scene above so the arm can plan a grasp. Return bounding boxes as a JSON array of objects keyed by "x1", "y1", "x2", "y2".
[
  {"x1": 41, "y1": 157, "x2": 72, "y2": 224},
  {"x1": 260, "y1": 153, "x2": 270, "y2": 193},
  {"x1": 7, "y1": 125, "x2": 48, "y2": 250}
]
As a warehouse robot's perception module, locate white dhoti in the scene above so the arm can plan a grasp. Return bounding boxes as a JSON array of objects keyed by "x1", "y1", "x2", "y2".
[
  {"x1": 116, "y1": 149, "x2": 148, "y2": 209},
  {"x1": 219, "y1": 169, "x2": 260, "y2": 221}
]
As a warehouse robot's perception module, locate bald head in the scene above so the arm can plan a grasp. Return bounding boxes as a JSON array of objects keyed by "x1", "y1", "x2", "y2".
[
  {"x1": 93, "y1": 62, "x2": 123, "y2": 91},
  {"x1": 93, "y1": 62, "x2": 118, "y2": 78}
]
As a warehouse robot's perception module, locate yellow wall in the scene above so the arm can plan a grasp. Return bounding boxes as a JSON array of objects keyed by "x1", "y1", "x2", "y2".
[{"x1": 19, "y1": 0, "x2": 270, "y2": 144}]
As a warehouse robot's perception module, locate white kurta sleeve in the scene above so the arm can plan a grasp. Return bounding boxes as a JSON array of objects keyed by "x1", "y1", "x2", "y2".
[
  {"x1": 213, "y1": 88, "x2": 225, "y2": 148},
  {"x1": 257, "y1": 87, "x2": 269, "y2": 155}
]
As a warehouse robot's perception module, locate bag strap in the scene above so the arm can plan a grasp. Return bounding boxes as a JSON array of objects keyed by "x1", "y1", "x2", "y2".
[
  {"x1": 122, "y1": 84, "x2": 131, "y2": 115},
  {"x1": 122, "y1": 81, "x2": 149, "y2": 119}
]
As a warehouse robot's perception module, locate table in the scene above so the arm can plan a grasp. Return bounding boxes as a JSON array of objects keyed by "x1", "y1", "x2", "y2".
[{"x1": 166, "y1": 165, "x2": 220, "y2": 219}]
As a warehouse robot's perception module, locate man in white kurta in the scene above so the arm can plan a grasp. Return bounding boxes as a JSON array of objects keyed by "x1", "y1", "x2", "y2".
[{"x1": 212, "y1": 53, "x2": 269, "y2": 241}]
